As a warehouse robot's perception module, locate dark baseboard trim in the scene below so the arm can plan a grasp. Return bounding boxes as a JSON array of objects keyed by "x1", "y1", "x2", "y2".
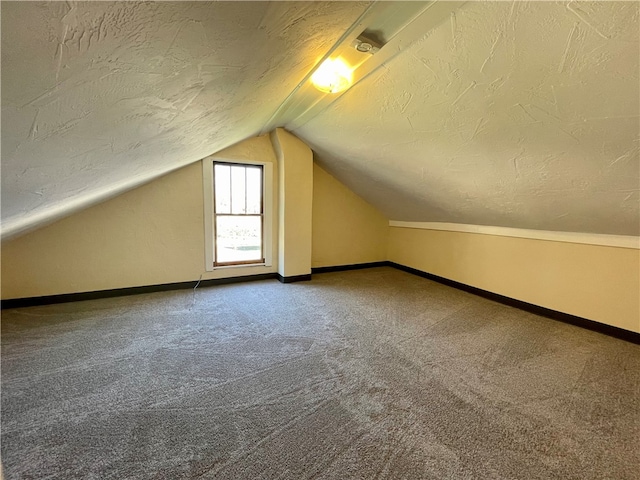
[
  {"x1": 388, "y1": 262, "x2": 640, "y2": 345},
  {"x1": 1, "y1": 273, "x2": 278, "y2": 309},
  {"x1": 4, "y1": 261, "x2": 637, "y2": 344},
  {"x1": 276, "y1": 273, "x2": 312, "y2": 284},
  {"x1": 2, "y1": 271, "x2": 314, "y2": 308},
  {"x1": 312, "y1": 261, "x2": 390, "y2": 274}
]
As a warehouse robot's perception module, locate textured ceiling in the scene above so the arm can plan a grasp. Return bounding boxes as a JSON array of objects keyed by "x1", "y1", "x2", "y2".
[
  {"x1": 1, "y1": 1, "x2": 639, "y2": 239},
  {"x1": 0, "y1": 0, "x2": 371, "y2": 238},
  {"x1": 294, "y1": 1, "x2": 639, "y2": 236}
]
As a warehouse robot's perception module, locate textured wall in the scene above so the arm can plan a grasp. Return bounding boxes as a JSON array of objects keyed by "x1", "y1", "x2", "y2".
[{"x1": 388, "y1": 227, "x2": 640, "y2": 333}]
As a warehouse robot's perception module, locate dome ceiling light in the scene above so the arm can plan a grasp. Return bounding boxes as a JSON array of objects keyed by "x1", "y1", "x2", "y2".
[
  {"x1": 311, "y1": 58, "x2": 353, "y2": 94},
  {"x1": 310, "y1": 34, "x2": 382, "y2": 94}
]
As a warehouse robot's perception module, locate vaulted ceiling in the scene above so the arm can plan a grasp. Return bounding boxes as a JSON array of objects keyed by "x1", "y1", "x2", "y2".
[{"x1": 2, "y1": 1, "x2": 638, "y2": 239}]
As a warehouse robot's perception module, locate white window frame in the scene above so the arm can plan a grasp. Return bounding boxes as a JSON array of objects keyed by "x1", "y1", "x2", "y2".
[{"x1": 203, "y1": 157, "x2": 273, "y2": 272}]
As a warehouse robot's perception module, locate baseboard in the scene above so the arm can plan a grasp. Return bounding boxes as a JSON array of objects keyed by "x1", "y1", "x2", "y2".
[
  {"x1": 388, "y1": 262, "x2": 640, "y2": 344},
  {"x1": 312, "y1": 261, "x2": 390, "y2": 274},
  {"x1": 276, "y1": 273, "x2": 312, "y2": 283},
  {"x1": 3, "y1": 271, "x2": 310, "y2": 308},
  {"x1": 1, "y1": 273, "x2": 278, "y2": 309},
  {"x1": 4, "y1": 262, "x2": 638, "y2": 344}
]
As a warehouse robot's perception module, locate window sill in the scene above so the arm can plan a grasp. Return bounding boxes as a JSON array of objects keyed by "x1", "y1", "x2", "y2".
[{"x1": 211, "y1": 263, "x2": 268, "y2": 271}]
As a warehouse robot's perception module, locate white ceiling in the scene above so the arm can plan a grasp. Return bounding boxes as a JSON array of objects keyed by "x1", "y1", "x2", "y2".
[
  {"x1": 294, "y1": 0, "x2": 639, "y2": 236},
  {"x1": 1, "y1": 0, "x2": 371, "y2": 238},
  {"x1": 2, "y1": 1, "x2": 639, "y2": 239}
]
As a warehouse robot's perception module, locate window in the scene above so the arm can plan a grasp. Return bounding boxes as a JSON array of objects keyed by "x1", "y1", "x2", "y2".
[
  {"x1": 203, "y1": 158, "x2": 273, "y2": 271},
  {"x1": 213, "y1": 163, "x2": 264, "y2": 266}
]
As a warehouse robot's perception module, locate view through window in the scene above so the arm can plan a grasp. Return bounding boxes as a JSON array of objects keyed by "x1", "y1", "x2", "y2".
[{"x1": 213, "y1": 163, "x2": 264, "y2": 266}]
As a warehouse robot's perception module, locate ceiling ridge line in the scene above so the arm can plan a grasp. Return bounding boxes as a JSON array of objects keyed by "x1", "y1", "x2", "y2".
[
  {"x1": 258, "y1": 1, "x2": 380, "y2": 136},
  {"x1": 288, "y1": 1, "x2": 467, "y2": 133}
]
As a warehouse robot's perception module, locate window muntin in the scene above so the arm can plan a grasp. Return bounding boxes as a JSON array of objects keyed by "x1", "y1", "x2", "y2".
[{"x1": 213, "y1": 163, "x2": 264, "y2": 266}]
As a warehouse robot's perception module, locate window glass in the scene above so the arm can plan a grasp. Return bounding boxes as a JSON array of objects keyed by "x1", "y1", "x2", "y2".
[
  {"x1": 214, "y1": 164, "x2": 231, "y2": 214},
  {"x1": 215, "y1": 216, "x2": 262, "y2": 264},
  {"x1": 231, "y1": 166, "x2": 246, "y2": 214},
  {"x1": 246, "y1": 167, "x2": 262, "y2": 214}
]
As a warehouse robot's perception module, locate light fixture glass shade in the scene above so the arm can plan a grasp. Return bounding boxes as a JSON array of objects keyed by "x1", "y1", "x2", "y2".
[{"x1": 311, "y1": 58, "x2": 353, "y2": 93}]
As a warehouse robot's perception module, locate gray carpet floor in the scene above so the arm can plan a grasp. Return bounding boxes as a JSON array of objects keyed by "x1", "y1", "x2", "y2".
[{"x1": 1, "y1": 267, "x2": 639, "y2": 479}]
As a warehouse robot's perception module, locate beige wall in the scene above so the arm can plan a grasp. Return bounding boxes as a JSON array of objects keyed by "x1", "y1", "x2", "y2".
[
  {"x1": 2, "y1": 163, "x2": 206, "y2": 298},
  {"x1": 4, "y1": 130, "x2": 637, "y2": 336},
  {"x1": 3, "y1": 130, "x2": 387, "y2": 299},
  {"x1": 1, "y1": 135, "x2": 279, "y2": 299},
  {"x1": 388, "y1": 227, "x2": 640, "y2": 333},
  {"x1": 271, "y1": 128, "x2": 314, "y2": 277},
  {"x1": 312, "y1": 164, "x2": 388, "y2": 268}
]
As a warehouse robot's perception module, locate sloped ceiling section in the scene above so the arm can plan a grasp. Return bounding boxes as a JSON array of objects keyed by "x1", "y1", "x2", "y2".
[
  {"x1": 2, "y1": 1, "x2": 638, "y2": 241},
  {"x1": 294, "y1": 1, "x2": 639, "y2": 236},
  {"x1": 0, "y1": 0, "x2": 371, "y2": 239}
]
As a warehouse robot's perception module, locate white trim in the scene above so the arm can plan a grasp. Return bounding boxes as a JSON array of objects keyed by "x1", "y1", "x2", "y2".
[
  {"x1": 389, "y1": 221, "x2": 640, "y2": 250},
  {"x1": 202, "y1": 160, "x2": 214, "y2": 271},
  {"x1": 202, "y1": 157, "x2": 274, "y2": 272}
]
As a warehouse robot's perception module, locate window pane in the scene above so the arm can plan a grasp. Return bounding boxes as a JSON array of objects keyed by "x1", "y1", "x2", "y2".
[
  {"x1": 246, "y1": 167, "x2": 262, "y2": 214},
  {"x1": 231, "y1": 166, "x2": 246, "y2": 214},
  {"x1": 216, "y1": 216, "x2": 262, "y2": 264},
  {"x1": 214, "y1": 164, "x2": 231, "y2": 214}
]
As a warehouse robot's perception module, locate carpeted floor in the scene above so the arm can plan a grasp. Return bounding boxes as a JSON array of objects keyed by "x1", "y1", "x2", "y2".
[{"x1": 1, "y1": 267, "x2": 639, "y2": 479}]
